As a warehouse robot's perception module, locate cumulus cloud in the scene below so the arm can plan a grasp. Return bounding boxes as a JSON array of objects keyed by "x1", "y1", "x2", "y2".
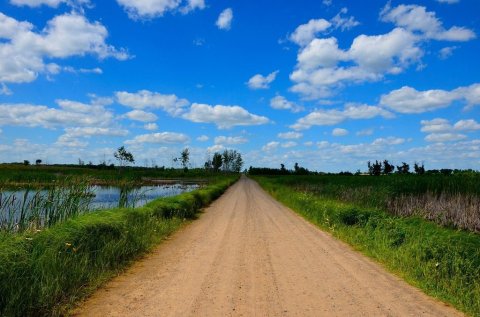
[
  {"x1": 281, "y1": 141, "x2": 297, "y2": 148},
  {"x1": 0, "y1": 100, "x2": 114, "y2": 129},
  {"x1": 356, "y1": 128, "x2": 374, "y2": 136},
  {"x1": 331, "y1": 8, "x2": 360, "y2": 31},
  {"x1": 332, "y1": 128, "x2": 348, "y2": 136},
  {"x1": 123, "y1": 110, "x2": 158, "y2": 122},
  {"x1": 116, "y1": 90, "x2": 189, "y2": 116},
  {"x1": 380, "y1": 83, "x2": 480, "y2": 113},
  {"x1": 125, "y1": 132, "x2": 189, "y2": 145},
  {"x1": 144, "y1": 123, "x2": 158, "y2": 131},
  {"x1": 425, "y1": 133, "x2": 467, "y2": 143},
  {"x1": 291, "y1": 103, "x2": 392, "y2": 130},
  {"x1": 269, "y1": 96, "x2": 303, "y2": 113},
  {"x1": 278, "y1": 131, "x2": 303, "y2": 139},
  {"x1": 247, "y1": 71, "x2": 279, "y2": 90},
  {"x1": 421, "y1": 118, "x2": 479, "y2": 142},
  {"x1": 290, "y1": 28, "x2": 422, "y2": 99},
  {"x1": 262, "y1": 141, "x2": 280, "y2": 152},
  {"x1": 116, "y1": 0, "x2": 205, "y2": 19},
  {"x1": 63, "y1": 127, "x2": 129, "y2": 138},
  {"x1": 436, "y1": 0, "x2": 459, "y2": 3},
  {"x1": 0, "y1": 12, "x2": 128, "y2": 84},
  {"x1": 438, "y1": 46, "x2": 457, "y2": 59},
  {"x1": 196, "y1": 135, "x2": 209, "y2": 142},
  {"x1": 380, "y1": 3, "x2": 475, "y2": 41},
  {"x1": 216, "y1": 8, "x2": 233, "y2": 30},
  {"x1": 288, "y1": 4, "x2": 475, "y2": 100},
  {"x1": 1, "y1": 83, "x2": 12, "y2": 95},
  {"x1": 214, "y1": 136, "x2": 248, "y2": 145},
  {"x1": 289, "y1": 19, "x2": 331, "y2": 46},
  {"x1": 10, "y1": 0, "x2": 90, "y2": 8},
  {"x1": 182, "y1": 103, "x2": 270, "y2": 129}
]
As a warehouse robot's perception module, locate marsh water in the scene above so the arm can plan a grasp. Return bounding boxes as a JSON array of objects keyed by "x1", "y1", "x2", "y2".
[{"x1": 0, "y1": 183, "x2": 199, "y2": 232}]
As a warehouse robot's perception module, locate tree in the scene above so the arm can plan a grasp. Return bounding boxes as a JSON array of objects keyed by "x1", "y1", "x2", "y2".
[
  {"x1": 414, "y1": 162, "x2": 425, "y2": 175},
  {"x1": 367, "y1": 160, "x2": 382, "y2": 176},
  {"x1": 114, "y1": 146, "x2": 135, "y2": 167},
  {"x1": 180, "y1": 148, "x2": 190, "y2": 171},
  {"x1": 23, "y1": 160, "x2": 30, "y2": 166},
  {"x1": 232, "y1": 151, "x2": 243, "y2": 173},
  {"x1": 35, "y1": 159, "x2": 42, "y2": 165},
  {"x1": 383, "y1": 160, "x2": 395, "y2": 174},
  {"x1": 396, "y1": 162, "x2": 410, "y2": 174},
  {"x1": 212, "y1": 152, "x2": 223, "y2": 172}
]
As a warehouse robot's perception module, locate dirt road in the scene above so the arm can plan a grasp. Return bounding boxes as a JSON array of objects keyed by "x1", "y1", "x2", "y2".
[{"x1": 76, "y1": 176, "x2": 461, "y2": 316}]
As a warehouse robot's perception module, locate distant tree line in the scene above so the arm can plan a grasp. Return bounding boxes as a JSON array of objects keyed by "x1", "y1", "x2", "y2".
[
  {"x1": 248, "y1": 162, "x2": 314, "y2": 176},
  {"x1": 204, "y1": 149, "x2": 243, "y2": 173}
]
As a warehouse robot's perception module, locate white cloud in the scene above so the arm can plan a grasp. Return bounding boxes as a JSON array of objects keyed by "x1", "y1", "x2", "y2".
[
  {"x1": 371, "y1": 137, "x2": 405, "y2": 146},
  {"x1": 269, "y1": 96, "x2": 303, "y2": 113},
  {"x1": 331, "y1": 8, "x2": 360, "y2": 31},
  {"x1": 381, "y1": 86, "x2": 456, "y2": 114},
  {"x1": 207, "y1": 144, "x2": 225, "y2": 153},
  {"x1": 322, "y1": 0, "x2": 332, "y2": 5},
  {"x1": 214, "y1": 136, "x2": 248, "y2": 145},
  {"x1": 10, "y1": 0, "x2": 90, "y2": 8},
  {"x1": 281, "y1": 141, "x2": 297, "y2": 148},
  {"x1": 291, "y1": 103, "x2": 392, "y2": 130},
  {"x1": 0, "y1": 12, "x2": 128, "y2": 84},
  {"x1": 216, "y1": 8, "x2": 233, "y2": 30},
  {"x1": 356, "y1": 128, "x2": 374, "y2": 136},
  {"x1": 436, "y1": 0, "x2": 459, "y2": 3},
  {"x1": 180, "y1": 0, "x2": 205, "y2": 14},
  {"x1": 380, "y1": 3, "x2": 475, "y2": 41},
  {"x1": 380, "y1": 83, "x2": 480, "y2": 113},
  {"x1": 290, "y1": 28, "x2": 422, "y2": 99},
  {"x1": 425, "y1": 133, "x2": 467, "y2": 143},
  {"x1": 144, "y1": 123, "x2": 158, "y2": 131},
  {"x1": 63, "y1": 127, "x2": 129, "y2": 138},
  {"x1": 278, "y1": 131, "x2": 303, "y2": 139},
  {"x1": 421, "y1": 118, "x2": 480, "y2": 135},
  {"x1": 332, "y1": 128, "x2": 348, "y2": 136},
  {"x1": 196, "y1": 135, "x2": 209, "y2": 142},
  {"x1": 289, "y1": 19, "x2": 331, "y2": 46},
  {"x1": 421, "y1": 118, "x2": 452, "y2": 133},
  {"x1": 454, "y1": 119, "x2": 480, "y2": 131},
  {"x1": 1, "y1": 83, "x2": 12, "y2": 95},
  {"x1": 262, "y1": 141, "x2": 280, "y2": 152},
  {"x1": 124, "y1": 109, "x2": 158, "y2": 122},
  {"x1": 115, "y1": 90, "x2": 189, "y2": 116},
  {"x1": 0, "y1": 100, "x2": 114, "y2": 129},
  {"x1": 438, "y1": 46, "x2": 457, "y2": 59},
  {"x1": 125, "y1": 132, "x2": 189, "y2": 144},
  {"x1": 116, "y1": 0, "x2": 204, "y2": 19},
  {"x1": 182, "y1": 103, "x2": 270, "y2": 129},
  {"x1": 247, "y1": 70, "x2": 279, "y2": 90}
]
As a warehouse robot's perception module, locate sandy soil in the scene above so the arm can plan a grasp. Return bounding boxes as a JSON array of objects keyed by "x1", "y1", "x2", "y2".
[{"x1": 75, "y1": 176, "x2": 462, "y2": 317}]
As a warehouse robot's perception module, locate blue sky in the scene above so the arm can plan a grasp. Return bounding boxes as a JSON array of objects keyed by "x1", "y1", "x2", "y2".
[{"x1": 0, "y1": 0, "x2": 479, "y2": 172}]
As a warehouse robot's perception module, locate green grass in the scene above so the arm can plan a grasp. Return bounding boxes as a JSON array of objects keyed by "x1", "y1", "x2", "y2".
[
  {"x1": 0, "y1": 175, "x2": 238, "y2": 317},
  {"x1": 255, "y1": 176, "x2": 480, "y2": 317},
  {"x1": 0, "y1": 164, "x2": 225, "y2": 189}
]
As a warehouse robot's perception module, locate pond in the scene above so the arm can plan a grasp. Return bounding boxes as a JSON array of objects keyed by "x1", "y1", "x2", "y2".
[
  {"x1": 90, "y1": 184, "x2": 199, "y2": 209},
  {"x1": 0, "y1": 183, "x2": 199, "y2": 232}
]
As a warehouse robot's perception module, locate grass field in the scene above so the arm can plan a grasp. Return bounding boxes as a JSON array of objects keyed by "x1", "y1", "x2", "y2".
[
  {"x1": 254, "y1": 175, "x2": 480, "y2": 317},
  {"x1": 0, "y1": 174, "x2": 238, "y2": 316}
]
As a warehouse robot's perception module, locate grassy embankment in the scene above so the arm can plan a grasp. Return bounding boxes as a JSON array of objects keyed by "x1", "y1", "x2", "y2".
[
  {"x1": 0, "y1": 175, "x2": 238, "y2": 316},
  {"x1": 254, "y1": 175, "x2": 480, "y2": 317}
]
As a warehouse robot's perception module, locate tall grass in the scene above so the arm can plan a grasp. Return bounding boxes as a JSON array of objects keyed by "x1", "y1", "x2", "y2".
[
  {"x1": 0, "y1": 178, "x2": 94, "y2": 233},
  {"x1": 255, "y1": 176, "x2": 480, "y2": 316},
  {"x1": 266, "y1": 174, "x2": 480, "y2": 232},
  {"x1": 0, "y1": 175, "x2": 238, "y2": 316}
]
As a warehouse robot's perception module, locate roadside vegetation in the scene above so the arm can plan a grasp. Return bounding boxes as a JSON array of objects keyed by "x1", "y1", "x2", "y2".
[
  {"x1": 0, "y1": 175, "x2": 239, "y2": 316},
  {"x1": 0, "y1": 146, "x2": 243, "y2": 316},
  {"x1": 252, "y1": 167, "x2": 480, "y2": 316}
]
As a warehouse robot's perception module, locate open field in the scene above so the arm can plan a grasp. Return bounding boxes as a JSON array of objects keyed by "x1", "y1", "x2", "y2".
[
  {"x1": 254, "y1": 175, "x2": 480, "y2": 316},
  {"x1": 0, "y1": 174, "x2": 238, "y2": 316}
]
